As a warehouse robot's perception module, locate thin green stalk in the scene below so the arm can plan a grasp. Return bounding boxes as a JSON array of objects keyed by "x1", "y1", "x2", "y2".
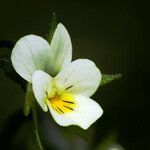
[{"x1": 32, "y1": 101, "x2": 44, "y2": 150}]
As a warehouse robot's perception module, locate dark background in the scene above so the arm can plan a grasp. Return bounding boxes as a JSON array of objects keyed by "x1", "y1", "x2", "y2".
[{"x1": 0, "y1": 0, "x2": 150, "y2": 150}]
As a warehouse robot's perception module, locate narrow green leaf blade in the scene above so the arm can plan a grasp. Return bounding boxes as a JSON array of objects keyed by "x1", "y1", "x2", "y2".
[
  {"x1": 0, "y1": 55, "x2": 26, "y2": 91},
  {"x1": 100, "y1": 74, "x2": 122, "y2": 86}
]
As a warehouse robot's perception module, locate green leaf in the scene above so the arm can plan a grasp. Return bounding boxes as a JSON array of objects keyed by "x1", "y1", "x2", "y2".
[
  {"x1": 0, "y1": 39, "x2": 26, "y2": 91},
  {"x1": 47, "y1": 13, "x2": 57, "y2": 43},
  {"x1": 0, "y1": 55, "x2": 26, "y2": 91},
  {"x1": 23, "y1": 83, "x2": 34, "y2": 116},
  {"x1": 100, "y1": 74, "x2": 122, "y2": 86}
]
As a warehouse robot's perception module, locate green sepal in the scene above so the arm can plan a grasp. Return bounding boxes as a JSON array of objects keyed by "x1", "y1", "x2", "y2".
[
  {"x1": 23, "y1": 83, "x2": 34, "y2": 116},
  {"x1": 100, "y1": 74, "x2": 122, "y2": 86},
  {"x1": 47, "y1": 13, "x2": 57, "y2": 43}
]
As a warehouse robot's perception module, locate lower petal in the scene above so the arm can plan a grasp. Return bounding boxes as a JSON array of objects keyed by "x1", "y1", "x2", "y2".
[{"x1": 46, "y1": 94, "x2": 103, "y2": 130}]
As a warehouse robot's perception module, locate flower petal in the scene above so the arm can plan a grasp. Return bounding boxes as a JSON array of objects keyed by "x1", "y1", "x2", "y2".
[
  {"x1": 32, "y1": 70, "x2": 52, "y2": 112},
  {"x1": 55, "y1": 59, "x2": 101, "y2": 97},
  {"x1": 47, "y1": 94, "x2": 103, "y2": 129},
  {"x1": 49, "y1": 23, "x2": 72, "y2": 76},
  {"x1": 11, "y1": 35, "x2": 51, "y2": 82}
]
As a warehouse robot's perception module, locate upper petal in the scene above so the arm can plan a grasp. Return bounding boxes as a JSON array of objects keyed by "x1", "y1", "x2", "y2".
[
  {"x1": 47, "y1": 94, "x2": 103, "y2": 130},
  {"x1": 55, "y1": 59, "x2": 101, "y2": 97},
  {"x1": 32, "y1": 70, "x2": 52, "y2": 112},
  {"x1": 49, "y1": 23, "x2": 72, "y2": 76},
  {"x1": 11, "y1": 35, "x2": 51, "y2": 82}
]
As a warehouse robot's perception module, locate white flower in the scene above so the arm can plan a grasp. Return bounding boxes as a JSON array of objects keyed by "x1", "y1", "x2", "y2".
[{"x1": 11, "y1": 23, "x2": 103, "y2": 129}]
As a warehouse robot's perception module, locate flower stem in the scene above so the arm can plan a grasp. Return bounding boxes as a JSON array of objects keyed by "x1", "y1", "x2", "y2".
[{"x1": 32, "y1": 101, "x2": 44, "y2": 150}]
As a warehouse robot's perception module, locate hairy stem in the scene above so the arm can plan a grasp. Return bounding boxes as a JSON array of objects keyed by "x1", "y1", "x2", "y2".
[{"x1": 32, "y1": 101, "x2": 44, "y2": 150}]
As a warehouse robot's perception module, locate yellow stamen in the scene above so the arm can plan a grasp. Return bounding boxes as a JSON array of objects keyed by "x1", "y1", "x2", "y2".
[{"x1": 46, "y1": 93, "x2": 76, "y2": 114}]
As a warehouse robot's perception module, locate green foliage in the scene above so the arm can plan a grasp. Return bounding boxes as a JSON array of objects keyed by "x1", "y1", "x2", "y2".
[{"x1": 101, "y1": 74, "x2": 122, "y2": 86}]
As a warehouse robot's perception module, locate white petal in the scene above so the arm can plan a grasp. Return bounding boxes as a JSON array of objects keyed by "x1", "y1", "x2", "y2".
[
  {"x1": 55, "y1": 59, "x2": 101, "y2": 97},
  {"x1": 11, "y1": 35, "x2": 51, "y2": 82},
  {"x1": 32, "y1": 70, "x2": 52, "y2": 112},
  {"x1": 47, "y1": 94, "x2": 103, "y2": 129},
  {"x1": 49, "y1": 23, "x2": 72, "y2": 76}
]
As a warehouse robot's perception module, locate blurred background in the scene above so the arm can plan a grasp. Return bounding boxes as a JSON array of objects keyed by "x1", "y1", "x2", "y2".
[{"x1": 0, "y1": 0, "x2": 149, "y2": 149}]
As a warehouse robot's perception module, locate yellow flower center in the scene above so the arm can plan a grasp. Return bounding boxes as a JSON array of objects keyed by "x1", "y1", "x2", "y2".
[{"x1": 46, "y1": 83, "x2": 76, "y2": 114}]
